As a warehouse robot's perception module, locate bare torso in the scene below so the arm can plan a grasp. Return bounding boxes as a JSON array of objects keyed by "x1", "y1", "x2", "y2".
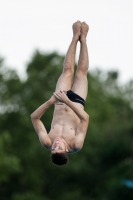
[{"x1": 48, "y1": 101, "x2": 83, "y2": 153}]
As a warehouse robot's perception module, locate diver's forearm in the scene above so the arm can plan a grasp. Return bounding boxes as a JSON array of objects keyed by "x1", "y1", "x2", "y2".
[
  {"x1": 66, "y1": 99, "x2": 89, "y2": 121},
  {"x1": 30, "y1": 99, "x2": 53, "y2": 119}
]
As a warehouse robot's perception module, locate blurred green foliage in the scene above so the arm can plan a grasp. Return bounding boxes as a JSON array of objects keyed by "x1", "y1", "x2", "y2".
[{"x1": 0, "y1": 51, "x2": 133, "y2": 200}]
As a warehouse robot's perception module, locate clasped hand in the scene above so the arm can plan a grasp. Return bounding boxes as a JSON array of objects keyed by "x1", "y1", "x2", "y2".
[{"x1": 53, "y1": 90, "x2": 69, "y2": 103}]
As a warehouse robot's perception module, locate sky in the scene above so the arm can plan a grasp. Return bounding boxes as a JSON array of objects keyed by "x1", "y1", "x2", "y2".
[{"x1": 0, "y1": 0, "x2": 133, "y2": 83}]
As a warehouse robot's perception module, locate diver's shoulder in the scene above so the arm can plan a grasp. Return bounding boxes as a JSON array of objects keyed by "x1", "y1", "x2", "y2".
[{"x1": 68, "y1": 148, "x2": 81, "y2": 154}]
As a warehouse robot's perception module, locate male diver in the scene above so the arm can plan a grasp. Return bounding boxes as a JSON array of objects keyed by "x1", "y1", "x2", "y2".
[{"x1": 31, "y1": 21, "x2": 89, "y2": 166}]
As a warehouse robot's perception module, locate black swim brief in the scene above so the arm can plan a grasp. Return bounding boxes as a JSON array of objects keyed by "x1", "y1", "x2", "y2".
[{"x1": 66, "y1": 90, "x2": 85, "y2": 107}]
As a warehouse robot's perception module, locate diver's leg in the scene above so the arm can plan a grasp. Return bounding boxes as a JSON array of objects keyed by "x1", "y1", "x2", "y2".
[
  {"x1": 72, "y1": 22, "x2": 89, "y2": 100},
  {"x1": 55, "y1": 21, "x2": 81, "y2": 91}
]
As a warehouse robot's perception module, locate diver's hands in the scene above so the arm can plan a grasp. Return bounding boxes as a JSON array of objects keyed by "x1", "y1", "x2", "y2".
[{"x1": 53, "y1": 90, "x2": 69, "y2": 104}]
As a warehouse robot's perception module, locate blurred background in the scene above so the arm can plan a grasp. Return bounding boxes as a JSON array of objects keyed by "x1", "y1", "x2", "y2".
[{"x1": 0, "y1": 0, "x2": 133, "y2": 200}]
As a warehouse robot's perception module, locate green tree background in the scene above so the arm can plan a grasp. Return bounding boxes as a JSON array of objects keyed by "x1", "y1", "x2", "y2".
[{"x1": 0, "y1": 51, "x2": 133, "y2": 200}]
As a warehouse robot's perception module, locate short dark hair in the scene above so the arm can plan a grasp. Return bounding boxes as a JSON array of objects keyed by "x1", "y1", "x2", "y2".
[{"x1": 50, "y1": 152, "x2": 69, "y2": 166}]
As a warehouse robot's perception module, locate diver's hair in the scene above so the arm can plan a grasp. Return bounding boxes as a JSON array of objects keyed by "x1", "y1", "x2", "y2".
[{"x1": 50, "y1": 152, "x2": 69, "y2": 166}]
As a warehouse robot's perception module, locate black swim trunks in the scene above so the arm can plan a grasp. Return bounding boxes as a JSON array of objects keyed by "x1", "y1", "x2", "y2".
[{"x1": 66, "y1": 90, "x2": 85, "y2": 107}]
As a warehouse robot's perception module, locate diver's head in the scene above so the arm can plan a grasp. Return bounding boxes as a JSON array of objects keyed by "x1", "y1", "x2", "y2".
[{"x1": 50, "y1": 137, "x2": 69, "y2": 166}]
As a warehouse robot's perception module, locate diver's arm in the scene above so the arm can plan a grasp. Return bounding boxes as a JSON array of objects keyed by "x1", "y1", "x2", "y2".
[{"x1": 30, "y1": 95, "x2": 56, "y2": 147}]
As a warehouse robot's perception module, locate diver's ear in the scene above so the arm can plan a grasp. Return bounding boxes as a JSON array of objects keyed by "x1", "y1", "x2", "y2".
[{"x1": 65, "y1": 146, "x2": 69, "y2": 152}]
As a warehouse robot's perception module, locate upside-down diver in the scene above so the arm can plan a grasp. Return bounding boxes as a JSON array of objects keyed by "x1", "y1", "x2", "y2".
[{"x1": 31, "y1": 21, "x2": 89, "y2": 166}]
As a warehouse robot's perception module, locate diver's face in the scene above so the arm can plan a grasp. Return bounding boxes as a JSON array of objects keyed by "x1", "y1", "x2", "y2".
[{"x1": 51, "y1": 137, "x2": 66, "y2": 153}]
